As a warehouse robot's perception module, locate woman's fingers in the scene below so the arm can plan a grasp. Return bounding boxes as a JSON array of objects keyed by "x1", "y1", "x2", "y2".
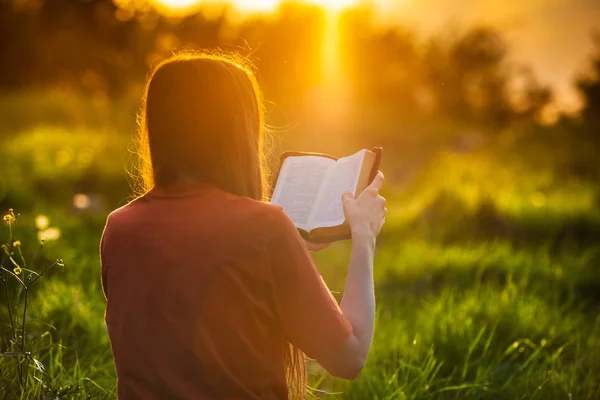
[
  {"x1": 342, "y1": 171, "x2": 387, "y2": 238},
  {"x1": 342, "y1": 192, "x2": 354, "y2": 203},
  {"x1": 368, "y1": 171, "x2": 385, "y2": 191},
  {"x1": 304, "y1": 240, "x2": 331, "y2": 252}
]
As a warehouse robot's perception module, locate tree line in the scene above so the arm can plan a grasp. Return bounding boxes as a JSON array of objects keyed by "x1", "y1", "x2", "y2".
[{"x1": 1, "y1": 0, "x2": 599, "y2": 175}]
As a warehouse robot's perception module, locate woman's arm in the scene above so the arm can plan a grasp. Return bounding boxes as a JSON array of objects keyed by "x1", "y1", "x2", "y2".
[
  {"x1": 266, "y1": 172, "x2": 386, "y2": 380},
  {"x1": 316, "y1": 172, "x2": 386, "y2": 379}
]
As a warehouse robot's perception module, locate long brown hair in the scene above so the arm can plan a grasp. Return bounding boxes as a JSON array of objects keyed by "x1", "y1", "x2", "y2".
[
  {"x1": 134, "y1": 51, "x2": 269, "y2": 200},
  {"x1": 133, "y1": 51, "x2": 308, "y2": 399}
]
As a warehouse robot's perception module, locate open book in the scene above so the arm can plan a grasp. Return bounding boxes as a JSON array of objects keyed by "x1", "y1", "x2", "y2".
[{"x1": 271, "y1": 148, "x2": 382, "y2": 243}]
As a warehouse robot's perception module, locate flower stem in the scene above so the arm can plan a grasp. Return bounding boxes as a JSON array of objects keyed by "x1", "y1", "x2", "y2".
[
  {"x1": 19, "y1": 288, "x2": 28, "y2": 390},
  {"x1": 2, "y1": 275, "x2": 16, "y2": 342}
]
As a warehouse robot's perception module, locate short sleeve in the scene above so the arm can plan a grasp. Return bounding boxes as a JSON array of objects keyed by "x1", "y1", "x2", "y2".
[
  {"x1": 99, "y1": 214, "x2": 113, "y2": 300},
  {"x1": 266, "y1": 207, "x2": 352, "y2": 361}
]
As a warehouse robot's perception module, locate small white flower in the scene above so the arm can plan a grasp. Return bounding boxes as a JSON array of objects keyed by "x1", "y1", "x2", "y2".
[
  {"x1": 38, "y1": 227, "x2": 61, "y2": 242},
  {"x1": 73, "y1": 193, "x2": 91, "y2": 210},
  {"x1": 35, "y1": 215, "x2": 50, "y2": 230}
]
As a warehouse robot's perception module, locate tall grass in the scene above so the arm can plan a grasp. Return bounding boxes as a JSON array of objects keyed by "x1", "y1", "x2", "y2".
[
  {"x1": 316, "y1": 242, "x2": 600, "y2": 399},
  {"x1": 1, "y1": 120, "x2": 599, "y2": 398}
]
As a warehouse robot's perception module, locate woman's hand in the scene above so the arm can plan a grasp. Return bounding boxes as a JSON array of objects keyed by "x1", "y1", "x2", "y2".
[
  {"x1": 304, "y1": 240, "x2": 330, "y2": 252},
  {"x1": 342, "y1": 171, "x2": 387, "y2": 241}
]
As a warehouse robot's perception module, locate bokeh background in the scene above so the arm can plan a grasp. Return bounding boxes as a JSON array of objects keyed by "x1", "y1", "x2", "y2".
[{"x1": 1, "y1": 0, "x2": 600, "y2": 398}]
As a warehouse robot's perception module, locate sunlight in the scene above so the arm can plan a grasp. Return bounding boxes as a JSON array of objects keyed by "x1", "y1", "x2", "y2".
[
  {"x1": 149, "y1": 0, "x2": 204, "y2": 15},
  {"x1": 149, "y1": 0, "x2": 279, "y2": 15},
  {"x1": 321, "y1": 12, "x2": 343, "y2": 85},
  {"x1": 150, "y1": 0, "x2": 361, "y2": 14},
  {"x1": 147, "y1": 0, "x2": 357, "y2": 145},
  {"x1": 153, "y1": 0, "x2": 199, "y2": 8},
  {"x1": 231, "y1": 0, "x2": 280, "y2": 11},
  {"x1": 306, "y1": 0, "x2": 359, "y2": 11}
]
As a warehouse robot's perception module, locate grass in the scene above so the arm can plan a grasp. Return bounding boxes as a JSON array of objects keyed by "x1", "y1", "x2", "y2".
[
  {"x1": 1, "y1": 122, "x2": 600, "y2": 399},
  {"x1": 317, "y1": 241, "x2": 600, "y2": 399}
]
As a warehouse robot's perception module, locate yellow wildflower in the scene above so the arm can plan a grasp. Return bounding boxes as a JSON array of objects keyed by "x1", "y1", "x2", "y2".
[
  {"x1": 12, "y1": 240, "x2": 21, "y2": 247},
  {"x1": 13, "y1": 266, "x2": 22, "y2": 275},
  {"x1": 4, "y1": 209, "x2": 15, "y2": 222}
]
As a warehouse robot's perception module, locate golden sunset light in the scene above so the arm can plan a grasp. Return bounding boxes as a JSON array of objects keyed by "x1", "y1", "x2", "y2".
[
  {"x1": 153, "y1": 0, "x2": 199, "y2": 7},
  {"x1": 3, "y1": 0, "x2": 600, "y2": 398},
  {"x1": 151, "y1": 0, "x2": 361, "y2": 14},
  {"x1": 306, "y1": 0, "x2": 359, "y2": 11}
]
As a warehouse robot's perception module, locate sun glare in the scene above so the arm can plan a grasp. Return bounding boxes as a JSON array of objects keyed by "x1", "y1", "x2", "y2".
[
  {"x1": 150, "y1": 0, "x2": 360, "y2": 14},
  {"x1": 149, "y1": 0, "x2": 203, "y2": 15},
  {"x1": 154, "y1": 0, "x2": 200, "y2": 8},
  {"x1": 147, "y1": 0, "x2": 357, "y2": 138},
  {"x1": 307, "y1": 0, "x2": 358, "y2": 11},
  {"x1": 231, "y1": 0, "x2": 280, "y2": 11}
]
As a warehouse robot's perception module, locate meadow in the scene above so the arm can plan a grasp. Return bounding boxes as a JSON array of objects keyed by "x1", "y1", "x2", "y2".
[{"x1": 1, "y1": 92, "x2": 599, "y2": 400}]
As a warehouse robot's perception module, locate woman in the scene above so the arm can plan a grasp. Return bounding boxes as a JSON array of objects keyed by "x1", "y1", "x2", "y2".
[{"x1": 100, "y1": 52, "x2": 386, "y2": 400}]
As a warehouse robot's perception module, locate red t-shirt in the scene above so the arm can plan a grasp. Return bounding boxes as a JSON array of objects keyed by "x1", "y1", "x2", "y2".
[{"x1": 100, "y1": 184, "x2": 352, "y2": 399}]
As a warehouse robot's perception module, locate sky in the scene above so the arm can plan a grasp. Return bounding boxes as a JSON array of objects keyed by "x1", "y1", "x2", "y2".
[{"x1": 380, "y1": 0, "x2": 600, "y2": 113}]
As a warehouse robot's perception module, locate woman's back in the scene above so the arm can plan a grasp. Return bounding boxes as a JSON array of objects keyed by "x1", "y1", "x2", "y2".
[
  {"x1": 100, "y1": 52, "x2": 386, "y2": 399},
  {"x1": 100, "y1": 184, "x2": 351, "y2": 399}
]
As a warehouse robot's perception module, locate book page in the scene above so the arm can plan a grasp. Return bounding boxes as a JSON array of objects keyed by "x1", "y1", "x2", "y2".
[
  {"x1": 308, "y1": 150, "x2": 366, "y2": 230},
  {"x1": 271, "y1": 156, "x2": 335, "y2": 230}
]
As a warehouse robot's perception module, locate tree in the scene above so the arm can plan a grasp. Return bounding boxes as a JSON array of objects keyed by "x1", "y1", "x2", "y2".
[{"x1": 577, "y1": 35, "x2": 600, "y2": 144}]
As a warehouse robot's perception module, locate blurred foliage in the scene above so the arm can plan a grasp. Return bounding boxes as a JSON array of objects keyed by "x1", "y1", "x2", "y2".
[
  {"x1": 0, "y1": 126, "x2": 130, "y2": 212},
  {"x1": 0, "y1": 1, "x2": 557, "y2": 130},
  {"x1": 2, "y1": 0, "x2": 599, "y2": 169}
]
